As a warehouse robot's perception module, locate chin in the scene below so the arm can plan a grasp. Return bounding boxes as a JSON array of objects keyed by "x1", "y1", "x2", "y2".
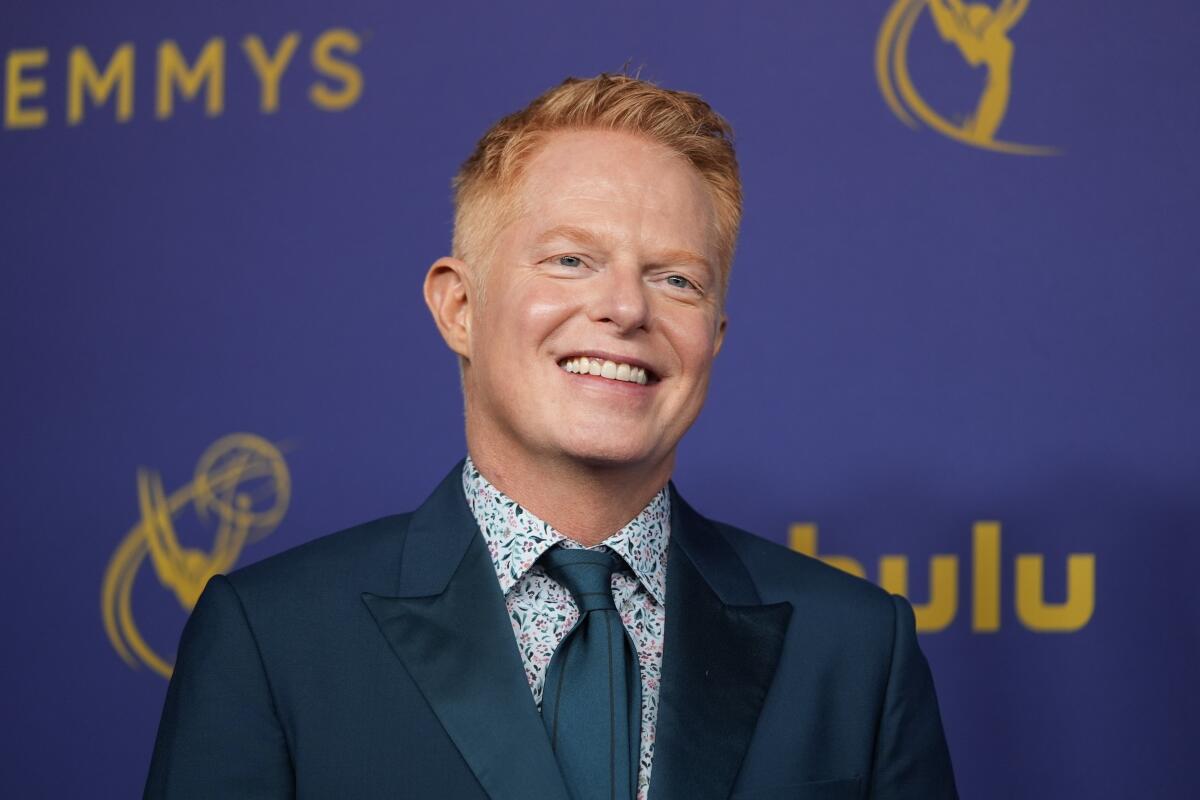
[{"x1": 552, "y1": 431, "x2": 659, "y2": 469}]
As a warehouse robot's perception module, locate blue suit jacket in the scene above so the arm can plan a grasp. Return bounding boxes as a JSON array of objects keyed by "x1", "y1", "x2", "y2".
[{"x1": 145, "y1": 461, "x2": 957, "y2": 799}]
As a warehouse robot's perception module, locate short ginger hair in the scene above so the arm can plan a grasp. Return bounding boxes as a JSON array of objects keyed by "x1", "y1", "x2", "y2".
[{"x1": 451, "y1": 73, "x2": 743, "y2": 296}]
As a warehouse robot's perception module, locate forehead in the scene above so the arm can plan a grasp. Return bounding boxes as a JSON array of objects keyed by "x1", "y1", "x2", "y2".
[{"x1": 508, "y1": 129, "x2": 716, "y2": 254}]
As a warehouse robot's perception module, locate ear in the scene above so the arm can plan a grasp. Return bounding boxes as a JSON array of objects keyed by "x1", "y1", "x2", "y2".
[
  {"x1": 712, "y1": 312, "x2": 728, "y2": 357},
  {"x1": 423, "y1": 257, "x2": 474, "y2": 359}
]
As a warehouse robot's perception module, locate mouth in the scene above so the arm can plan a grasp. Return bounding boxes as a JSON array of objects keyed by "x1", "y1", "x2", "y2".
[{"x1": 557, "y1": 354, "x2": 660, "y2": 386}]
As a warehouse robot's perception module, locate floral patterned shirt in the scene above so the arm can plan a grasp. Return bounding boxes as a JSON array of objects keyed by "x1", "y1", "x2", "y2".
[{"x1": 461, "y1": 457, "x2": 669, "y2": 800}]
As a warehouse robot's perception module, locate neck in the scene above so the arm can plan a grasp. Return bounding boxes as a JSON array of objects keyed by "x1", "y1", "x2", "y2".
[{"x1": 467, "y1": 438, "x2": 673, "y2": 548}]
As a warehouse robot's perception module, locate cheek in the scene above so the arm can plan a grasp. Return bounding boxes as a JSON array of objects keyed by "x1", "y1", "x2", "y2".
[
  {"x1": 512, "y1": 283, "x2": 584, "y2": 350},
  {"x1": 663, "y1": 313, "x2": 720, "y2": 378},
  {"x1": 476, "y1": 279, "x2": 582, "y2": 368}
]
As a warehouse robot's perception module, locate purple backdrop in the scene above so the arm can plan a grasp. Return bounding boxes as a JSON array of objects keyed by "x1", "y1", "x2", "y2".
[{"x1": 2, "y1": 1, "x2": 1198, "y2": 797}]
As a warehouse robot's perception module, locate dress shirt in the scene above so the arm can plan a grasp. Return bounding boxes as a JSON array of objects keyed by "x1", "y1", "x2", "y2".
[{"x1": 461, "y1": 457, "x2": 670, "y2": 800}]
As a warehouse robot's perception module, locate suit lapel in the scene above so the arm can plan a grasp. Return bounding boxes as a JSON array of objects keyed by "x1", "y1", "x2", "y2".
[
  {"x1": 650, "y1": 486, "x2": 793, "y2": 800},
  {"x1": 361, "y1": 462, "x2": 570, "y2": 800}
]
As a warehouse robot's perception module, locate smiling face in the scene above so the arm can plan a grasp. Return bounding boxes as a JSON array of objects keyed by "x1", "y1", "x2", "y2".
[{"x1": 459, "y1": 128, "x2": 727, "y2": 475}]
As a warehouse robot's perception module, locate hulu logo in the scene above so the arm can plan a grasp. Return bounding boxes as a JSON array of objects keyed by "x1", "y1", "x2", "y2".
[{"x1": 789, "y1": 522, "x2": 1094, "y2": 633}]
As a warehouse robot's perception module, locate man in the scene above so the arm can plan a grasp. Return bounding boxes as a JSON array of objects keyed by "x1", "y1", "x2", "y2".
[{"x1": 146, "y1": 73, "x2": 958, "y2": 799}]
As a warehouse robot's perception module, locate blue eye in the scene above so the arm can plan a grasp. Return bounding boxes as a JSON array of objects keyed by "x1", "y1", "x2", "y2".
[
  {"x1": 556, "y1": 255, "x2": 583, "y2": 268},
  {"x1": 666, "y1": 274, "x2": 695, "y2": 290}
]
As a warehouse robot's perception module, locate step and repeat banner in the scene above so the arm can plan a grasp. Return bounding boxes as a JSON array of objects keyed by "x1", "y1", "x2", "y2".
[{"x1": 2, "y1": 2, "x2": 1196, "y2": 797}]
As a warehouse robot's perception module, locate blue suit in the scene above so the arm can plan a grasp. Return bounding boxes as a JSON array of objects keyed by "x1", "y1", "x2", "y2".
[{"x1": 145, "y1": 461, "x2": 957, "y2": 799}]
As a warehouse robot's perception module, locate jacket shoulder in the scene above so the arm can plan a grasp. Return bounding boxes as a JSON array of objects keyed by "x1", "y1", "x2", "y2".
[
  {"x1": 710, "y1": 519, "x2": 895, "y2": 617},
  {"x1": 224, "y1": 513, "x2": 413, "y2": 601}
]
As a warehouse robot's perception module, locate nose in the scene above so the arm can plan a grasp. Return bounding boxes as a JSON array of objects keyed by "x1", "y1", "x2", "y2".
[{"x1": 587, "y1": 262, "x2": 651, "y2": 334}]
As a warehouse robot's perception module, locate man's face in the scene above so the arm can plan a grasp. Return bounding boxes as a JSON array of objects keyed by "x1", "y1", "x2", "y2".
[{"x1": 462, "y1": 128, "x2": 726, "y2": 472}]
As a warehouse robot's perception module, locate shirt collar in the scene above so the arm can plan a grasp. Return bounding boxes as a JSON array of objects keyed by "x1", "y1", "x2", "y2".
[{"x1": 461, "y1": 456, "x2": 670, "y2": 606}]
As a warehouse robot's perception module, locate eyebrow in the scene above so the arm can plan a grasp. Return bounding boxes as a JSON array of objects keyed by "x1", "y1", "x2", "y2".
[
  {"x1": 532, "y1": 224, "x2": 713, "y2": 271},
  {"x1": 533, "y1": 224, "x2": 608, "y2": 251},
  {"x1": 652, "y1": 248, "x2": 713, "y2": 271}
]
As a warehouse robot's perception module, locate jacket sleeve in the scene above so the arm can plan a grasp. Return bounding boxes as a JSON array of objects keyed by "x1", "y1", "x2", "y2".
[
  {"x1": 868, "y1": 594, "x2": 959, "y2": 799},
  {"x1": 144, "y1": 574, "x2": 294, "y2": 799}
]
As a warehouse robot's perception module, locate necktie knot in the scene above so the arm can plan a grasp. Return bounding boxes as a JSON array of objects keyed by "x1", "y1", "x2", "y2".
[{"x1": 539, "y1": 545, "x2": 620, "y2": 612}]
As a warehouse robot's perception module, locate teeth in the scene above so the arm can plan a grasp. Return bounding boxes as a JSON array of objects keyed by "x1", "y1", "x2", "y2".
[{"x1": 559, "y1": 357, "x2": 651, "y2": 385}]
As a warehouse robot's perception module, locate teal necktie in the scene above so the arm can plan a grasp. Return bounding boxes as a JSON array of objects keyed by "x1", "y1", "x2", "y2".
[{"x1": 539, "y1": 545, "x2": 641, "y2": 800}]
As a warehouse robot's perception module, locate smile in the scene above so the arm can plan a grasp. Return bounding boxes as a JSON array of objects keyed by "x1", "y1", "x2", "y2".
[{"x1": 558, "y1": 356, "x2": 652, "y2": 385}]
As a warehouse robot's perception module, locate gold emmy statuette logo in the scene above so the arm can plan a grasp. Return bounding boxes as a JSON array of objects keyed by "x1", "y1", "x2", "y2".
[
  {"x1": 101, "y1": 433, "x2": 290, "y2": 678},
  {"x1": 876, "y1": 0, "x2": 1057, "y2": 155}
]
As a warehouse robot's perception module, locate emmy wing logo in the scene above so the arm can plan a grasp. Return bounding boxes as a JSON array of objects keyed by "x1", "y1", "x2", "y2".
[
  {"x1": 876, "y1": 0, "x2": 1057, "y2": 155},
  {"x1": 101, "y1": 433, "x2": 290, "y2": 678}
]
